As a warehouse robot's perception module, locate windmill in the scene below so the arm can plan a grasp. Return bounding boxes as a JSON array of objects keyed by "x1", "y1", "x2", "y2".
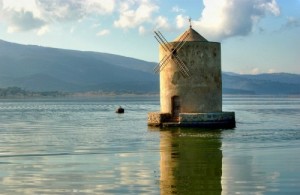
[
  {"x1": 148, "y1": 21, "x2": 236, "y2": 129},
  {"x1": 153, "y1": 30, "x2": 191, "y2": 77},
  {"x1": 153, "y1": 21, "x2": 223, "y2": 115}
]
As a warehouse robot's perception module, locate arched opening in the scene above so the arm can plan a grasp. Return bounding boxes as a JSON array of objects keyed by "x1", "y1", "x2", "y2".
[{"x1": 171, "y1": 96, "x2": 180, "y2": 118}]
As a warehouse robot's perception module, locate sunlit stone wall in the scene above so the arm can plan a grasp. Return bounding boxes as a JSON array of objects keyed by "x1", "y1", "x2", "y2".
[
  {"x1": 179, "y1": 112, "x2": 235, "y2": 123},
  {"x1": 160, "y1": 41, "x2": 222, "y2": 114},
  {"x1": 147, "y1": 112, "x2": 171, "y2": 126}
]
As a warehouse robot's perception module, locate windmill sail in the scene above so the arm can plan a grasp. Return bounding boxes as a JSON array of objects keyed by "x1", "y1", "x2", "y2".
[
  {"x1": 154, "y1": 30, "x2": 191, "y2": 77},
  {"x1": 173, "y1": 56, "x2": 190, "y2": 77},
  {"x1": 154, "y1": 54, "x2": 171, "y2": 73},
  {"x1": 154, "y1": 31, "x2": 170, "y2": 51}
]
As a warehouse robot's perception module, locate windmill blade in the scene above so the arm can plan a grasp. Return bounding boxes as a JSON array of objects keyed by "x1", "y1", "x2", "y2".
[
  {"x1": 175, "y1": 61, "x2": 189, "y2": 77},
  {"x1": 171, "y1": 32, "x2": 191, "y2": 77},
  {"x1": 154, "y1": 31, "x2": 171, "y2": 51},
  {"x1": 176, "y1": 56, "x2": 190, "y2": 75},
  {"x1": 154, "y1": 54, "x2": 168, "y2": 72},
  {"x1": 154, "y1": 53, "x2": 172, "y2": 73},
  {"x1": 153, "y1": 29, "x2": 190, "y2": 76},
  {"x1": 154, "y1": 54, "x2": 172, "y2": 73},
  {"x1": 173, "y1": 40, "x2": 187, "y2": 53},
  {"x1": 178, "y1": 30, "x2": 189, "y2": 42},
  {"x1": 173, "y1": 55, "x2": 190, "y2": 77},
  {"x1": 175, "y1": 61, "x2": 190, "y2": 77},
  {"x1": 157, "y1": 31, "x2": 170, "y2": 49},
  {"x1": 173, "y1": 31, "x2": 190, "y2": 51},
  {"x1": 154, "y1": 35, "x2": 168, "y2": 52},
  {"x1": 174, "y1": 32, "x2": 189, "y2": 50}
]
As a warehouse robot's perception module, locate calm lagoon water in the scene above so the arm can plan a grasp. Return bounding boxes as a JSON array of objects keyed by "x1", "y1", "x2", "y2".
[{"x1": 0, "y1": 96, "x2": 299, "y2": 194}]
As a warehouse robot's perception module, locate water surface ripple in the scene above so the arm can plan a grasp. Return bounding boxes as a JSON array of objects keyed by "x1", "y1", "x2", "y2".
[{"x1": 0, "y1": 96, "x2": 299, "y2": 194}]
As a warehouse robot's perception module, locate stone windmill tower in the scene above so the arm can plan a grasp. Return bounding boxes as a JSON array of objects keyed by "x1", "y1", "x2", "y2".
[{"x1": 148, "y1": 21, "x2": 235, "y2": 128}]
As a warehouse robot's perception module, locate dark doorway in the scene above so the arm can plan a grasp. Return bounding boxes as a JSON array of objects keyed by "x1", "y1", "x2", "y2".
[{"x1": 171, "y1": 96, "x2": 181, "y2": 118}]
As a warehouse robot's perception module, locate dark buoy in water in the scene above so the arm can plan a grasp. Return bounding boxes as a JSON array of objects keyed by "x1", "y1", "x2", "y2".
[{"x1": 116, "y1": 106, "x2": 124, "y2": 114}]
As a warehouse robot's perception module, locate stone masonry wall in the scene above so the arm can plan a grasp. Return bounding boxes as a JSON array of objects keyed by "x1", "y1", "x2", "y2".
[
  {"x1": 179, "y1": 112, "x2": 235, "y2": 123},
  {"x1": 148, "y1": 112, "x2": 171, "y2": 126}
]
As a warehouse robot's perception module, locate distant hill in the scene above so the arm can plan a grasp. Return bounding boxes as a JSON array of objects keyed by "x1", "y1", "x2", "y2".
[
  {"x1": 222, "y1": 73, "x2": 300, "y2": 95},
  {"x1": 0, "y1": 39, "x2": 158, "y2": 93},
  {"x1": 0, "y1": 39, "x2": 299, "y2": 95},
  {"x1": 0, "y1": 87, "x2": 66, "y2": 98}
]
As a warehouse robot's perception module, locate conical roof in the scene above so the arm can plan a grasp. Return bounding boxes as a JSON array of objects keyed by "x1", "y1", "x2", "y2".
[{"x1": 174, "y1": 27, "x2": 207, "y2": 42}]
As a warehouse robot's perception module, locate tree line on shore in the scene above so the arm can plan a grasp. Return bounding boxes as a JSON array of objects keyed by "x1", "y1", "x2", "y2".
[{"x1": 0, "y1": 87, "x2": 66, "y2": 98}]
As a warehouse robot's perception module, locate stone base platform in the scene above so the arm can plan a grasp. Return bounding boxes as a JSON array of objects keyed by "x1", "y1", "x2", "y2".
[{"x1": 148, "y1": 112, "x2": 235, "y2": 129}]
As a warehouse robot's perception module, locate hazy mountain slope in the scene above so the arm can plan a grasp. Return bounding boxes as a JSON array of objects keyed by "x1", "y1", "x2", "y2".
[
  {"x1": 241, "y1": 73, "x2": 300, "y2": 84},
  {"x1": 0, "y1": 39, "x2": 158, "y2": 92},
  {"x1": 222, "y1": 73, "x2": 300, "y2": 94},
  {"x1": 0, "y1": 39, "x2": 299, "y2": 94}
]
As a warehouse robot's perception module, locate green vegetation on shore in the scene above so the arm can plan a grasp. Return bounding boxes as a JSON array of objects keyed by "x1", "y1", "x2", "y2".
[
  {"x1": 0, "y1": 87, "x2": 67, "y2": 98},
  {"x1": 0, "y1": 87, "x2": 159, "y2": 98}
]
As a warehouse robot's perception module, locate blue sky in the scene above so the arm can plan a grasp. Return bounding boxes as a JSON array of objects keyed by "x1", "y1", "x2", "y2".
[{"x1": 0, "y1": 0, "x2": 299, "y2": 74}]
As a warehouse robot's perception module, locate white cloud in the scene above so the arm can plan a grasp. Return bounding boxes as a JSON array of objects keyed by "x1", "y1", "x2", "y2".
[
  {"x1": 281, "y1": 17, "x2": 300, "y2": 30},
  {"x1": 176, "y1": 14, "x2": 188, "y2": 29},
  {"x1": 97, "y1": 29, "x2": 110, "y2": 36},
  {"x1": 0, "y1": 0, "x2": 46, "y2": 32},
  {"x1": 2, "y1": 0, "x2": 39, "y2": 14},
  {"x1": 85, "y1": 0, "x2": 115, "y2": 14},
  {"x1": 118, "y1": 1, "x2": 132, "y2": 12},
  {"x1": 0, "y1": 0, "x2": 161, "y2": 36},
  {"x1": 0, "y1": 0, "x2": 284, "y2": 39},
  {"x1": 114, "y1": 0, "x2": 159, "y2": 29},
  {"x1": 35, "y1": 0, "x2": 85, "y2": 22},
  {"x1": 192, "y1": 0, "x2": 281, "y2": 41},
  {"x1": 172, "y1": 6, "x2": 185, "y2": 13},
  {"x1": 267, "y1": 68, "x2": 277, "y2": 73},
  {"x1": 243, "y1": 67, "x2": 278, "y2": 74},
  {"x1": 251, "y1": 68, "x2": 261, "y2": 75},
  {"x1": 0, "y1": 0, "x2": 116, "y2": 34},
  {"x1": 155, "y1": 16, "x2": 170, "y2": 30},
  {"x1": 5, "y1": 10, "x2": 46, "y2": 33},
  {"x1": 257, "y1": 0, "x2": 280, "y2": 16},
  {"x1": 37, "y1": 25, "x2": 49, "y2": 36},
  {"x1": 138, "y1": 26, "x2": 146, "y2": 35},
  {"x1": 239, "y1": 67, "x2": 262, "y2": 75}
]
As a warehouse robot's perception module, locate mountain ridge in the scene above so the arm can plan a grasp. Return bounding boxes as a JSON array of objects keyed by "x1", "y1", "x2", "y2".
[{"x1": 0, "y1": 39, "x2": 299, "y2": 95}]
